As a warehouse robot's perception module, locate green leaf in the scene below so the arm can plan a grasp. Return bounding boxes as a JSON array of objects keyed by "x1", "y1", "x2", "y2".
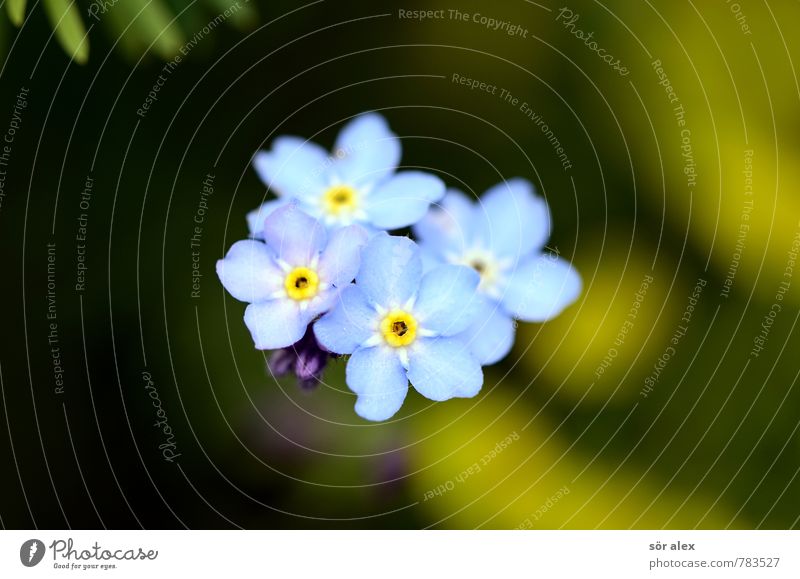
[
  {"x1": 43, "y1": 0, "x2": 89, "y2": 64},
  {"x1": 110, "y1": 0, "x2": 184, "y2": 60},
  {"x1": 0, "y1": 14, "x2": 7, "y2": 61},
  {"x1": 5, "y1": 0, "x2": 27, "y2": 27},
  {"x1": 204, "y1": 0, "x2": 258, "y2": 30}
]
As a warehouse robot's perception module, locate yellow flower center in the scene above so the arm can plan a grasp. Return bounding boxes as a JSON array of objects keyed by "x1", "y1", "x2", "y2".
[
  {"x1": 469, "y1": 258, "x2": 487, "y2": 275},
  {"x1": 323, "y1": 184, "x2": 358, "y2": 215},
  {"x1": 380, "y1": 310, "x2": 418, "y2": 347},
  {"x1": 284, "y1": 267, "x2": 319, "y2": 300},
  {"x1": 459, "y1": 249, "x2": 499, "y2": 290}
]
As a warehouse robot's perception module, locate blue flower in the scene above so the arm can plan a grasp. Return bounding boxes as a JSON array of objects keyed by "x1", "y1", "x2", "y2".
[
  {"x1": 247, "y1": 113, "x2": 445, "y2": 235},
  {"x1": 314, "y1": 233, "x2": 484, "y2": 421},
  {"x1": 414, "y1": 178, "x2": 582, "y2": 365},
  {"x1": 217, "y1": 203, "x2": 368, "y2": 350}
]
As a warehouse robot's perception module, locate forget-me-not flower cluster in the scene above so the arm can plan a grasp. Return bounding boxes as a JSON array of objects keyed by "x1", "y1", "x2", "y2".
[{"x1": 217, "y1": 113, "x2": 582, "y2": 421}]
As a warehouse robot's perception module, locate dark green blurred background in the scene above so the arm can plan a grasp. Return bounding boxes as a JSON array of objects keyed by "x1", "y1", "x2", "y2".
[{"x1": 0, "y1": 0, "x2": 798, "y2": 529}]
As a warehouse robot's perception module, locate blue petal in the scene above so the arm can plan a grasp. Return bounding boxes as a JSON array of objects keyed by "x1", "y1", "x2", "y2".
[
  {"x1": 501, "y1": 255, "x2": 582, "y2": 322},
  {"x1": 216, "y1": 240, "x2": 283, "y2": 303},
  {"x1": 263, "y1": 204, "x2": 327, "y2": 266},
  {"x1": 246, "y1": 198, "x2": 288, "y2": 239},
  {"x1": 313, "y1": 285, "x2": 377, "y2": 355},
  {"x1": 244, "y1": 299, "x2": 310, "y2": 350},
  {"x1": 407, "y1": 337, "x2": 483, "y2": 401},
  {"x1": 253, "y1": 136, "x2": 329, "y2": 200},
  {"x1": 457, "y1": 297, "x2": 515, "y2": 365},
  {"x1": 474, "y1": 178, "x2": 551, "y2": 261},
  {"x1": 365, "y1": 172, "x2": 446, "y2": 230},
  {"x1": 333, "y1": 113, "x2": 401, "y2": 186},
  {"x1": 318, "y1": 224, "x2": 369, "y2": 287},
  {"x1": 356, "y1": 233, "x2": 422, "y2": 307},
  {"x1": 413, "y1": 189, "x2": 477, "y2": 257},
  {"x1": 414, "y1": 264, "x2": 480, "y2": 336},
  {"x1": 347, "y1": 346, "x2": 409, "y2": 421},
  {"x1": 419, "y1": 246, "x2": 445, "y2": 272},
  {"x1": 305, "y1": 286, "x2": 340, "y2": 319}
]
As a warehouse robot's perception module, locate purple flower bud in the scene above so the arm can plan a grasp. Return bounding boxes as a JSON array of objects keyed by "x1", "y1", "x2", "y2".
[
  {"x1": 267, "y1": 348, "x2": 295, "y2": 377},
  {"x1": 268, "y1": 324, "x2": 330, "y2": 390}
]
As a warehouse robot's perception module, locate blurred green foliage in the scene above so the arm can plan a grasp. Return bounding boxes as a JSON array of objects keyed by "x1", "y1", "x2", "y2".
[{"x1": 1, "y1": 0, "x2": 258, "y2": 63}]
